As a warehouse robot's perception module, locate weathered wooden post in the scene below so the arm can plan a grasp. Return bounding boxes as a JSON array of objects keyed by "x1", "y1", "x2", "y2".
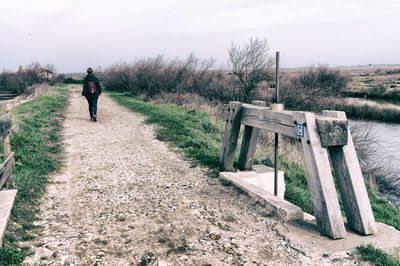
[
  {"x1": 238, "y1": 101, "x2": 266, "y2": 170},
  {"x1": 293, "y1": 111, "x2": 347, "y2": 239},
  {"x1": 219, "y1": 102, "x2": 242, "y2": 171},
  {"x1": 322, "y1": 110, "x2": 377, "y2": 235}
]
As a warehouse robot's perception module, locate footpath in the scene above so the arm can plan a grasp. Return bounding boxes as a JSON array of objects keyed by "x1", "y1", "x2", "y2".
[{"x1": 23, "y1": 85, "x2": 362, "y2": 265}]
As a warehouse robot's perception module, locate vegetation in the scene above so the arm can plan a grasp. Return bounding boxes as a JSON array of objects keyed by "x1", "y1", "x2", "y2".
[
  {"x1": 107, "y1": 92, "x2": 400, "y2": 232},
  {"x1": 108, "y1": 92, "x2": 223, "y2": 169},
  {"x1": 100, "y1": 53, "x2": 270, "y2": 104},
  {"x1": 228, "y1": 38, "x2": 274, "y2": 102},
  {"x1": 335, "y1": 102, "x2": 400, "y2": 123},
  {"x1": 357, "y1": 244, "x2": 400, "y2": 266},
  {"x1": 344, "y1": 68, "x2": 400, "y2": 100},
  {"x1": 0, "y1": 62, "x2": 57, "y2": 95},
  {"x1": 280, "y1": 66, "x2": 350, "y2": 112},
  {"x1": 63, "y1": 77, "x2": 83, "y2": 84},
  {"x1": 0, "y1": 86, "x2": 68, "y2": 265},
  {"x1": 343, "y1": 88, "x2": 400, "y2": 100},
  {"x1": 278, "y1": 67, "x2": 400, "y2": 123}
]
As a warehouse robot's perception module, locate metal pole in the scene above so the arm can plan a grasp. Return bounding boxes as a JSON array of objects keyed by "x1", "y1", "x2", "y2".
[
  {"x1": 274, "y1": 52, "x2": 280, "y2": 196},
  {"x1": 275, "y1": 51, "x2": 280, "y2": 103}
]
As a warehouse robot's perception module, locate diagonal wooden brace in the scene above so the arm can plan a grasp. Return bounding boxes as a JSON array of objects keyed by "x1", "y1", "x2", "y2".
[
  {"x1": 293, "y1": 111, "x2": 346, "y2": 239},
  {"x1": 322, "y1": 110, "x2": 377, "y2": 235}
]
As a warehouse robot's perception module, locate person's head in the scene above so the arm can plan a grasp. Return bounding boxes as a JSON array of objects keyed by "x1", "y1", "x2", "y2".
[{"x1": 87, "y1": 67, "x2": 93, "y2": 74}]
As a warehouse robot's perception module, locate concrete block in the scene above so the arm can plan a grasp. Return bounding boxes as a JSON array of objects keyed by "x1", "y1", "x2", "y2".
[
  {"x1": 0, "y1": 189, "x2": 17, "y2": 247},
  {"x1": 220, "y1": 168, "x2": 303, "y2": 221},
  {"x1": 242, "y1": 165, "x2": 285, "y2": 199}
]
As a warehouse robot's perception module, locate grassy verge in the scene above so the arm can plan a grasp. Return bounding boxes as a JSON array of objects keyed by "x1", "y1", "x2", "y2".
[
  {"x1": 108, "y1": 92, "x2": 223, "y2": 169},
  {"x1": 108, "y1": 92, "x2": 400, "y2": 232},
  {"x1": 0, "y1": 86, "x2": 68, "y2": 265},
  {"x1": 357, "y1": 244, "x2": 400, "y2": 266}
]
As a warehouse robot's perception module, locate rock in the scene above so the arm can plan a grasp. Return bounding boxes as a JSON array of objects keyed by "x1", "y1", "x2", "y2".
[{"x1": 157, "y1": 260, "x2": 169, "y2": 266}]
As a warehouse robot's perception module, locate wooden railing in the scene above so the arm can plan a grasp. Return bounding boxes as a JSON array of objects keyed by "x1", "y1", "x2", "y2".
[
  {"x1": 0, "y1": 103, "x2": 15, "y2": 189},
  {"x1": 219, "y1": 101, "x2": 377, "y2": 239}
]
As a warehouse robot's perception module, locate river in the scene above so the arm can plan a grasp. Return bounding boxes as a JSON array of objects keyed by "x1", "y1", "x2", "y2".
[{"x1": 346, "y1": 97, "x2": 400, "y2": 206}]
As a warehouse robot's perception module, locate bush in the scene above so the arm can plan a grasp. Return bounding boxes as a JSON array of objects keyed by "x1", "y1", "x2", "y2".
[
  {"x1": 63, "y1": 77, "x2": 83, "y2": 84},
  {"x1": 101, "y1": 55, "x2": 241, "y2": 103},
  {"x1": 280, "y1": 67, "x2": 350, "y2": 111},
  {"x1": 0, "y1": 62, "x2": 56, "y2": 94},
  {"x1": 51, "y1": 74, "x2": 66, "y2": 85}
]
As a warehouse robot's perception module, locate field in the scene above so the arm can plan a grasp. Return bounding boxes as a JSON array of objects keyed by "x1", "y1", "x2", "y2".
[{"x1": 341, "y1": 67, "x2": 400, "y2": 99}]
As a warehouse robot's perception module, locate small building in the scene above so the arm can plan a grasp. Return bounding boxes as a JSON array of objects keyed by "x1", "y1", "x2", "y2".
[{"x1": 37, "y1": 69, "x2": 54, "y2": 80}]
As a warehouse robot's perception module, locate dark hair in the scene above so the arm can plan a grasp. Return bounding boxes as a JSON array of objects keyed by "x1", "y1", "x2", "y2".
[{"x1": 87, "y1": 67, "x2": 93, "y2": 74}]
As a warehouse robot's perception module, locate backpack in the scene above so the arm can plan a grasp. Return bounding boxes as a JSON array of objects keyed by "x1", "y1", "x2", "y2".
[{"x1": 88, "y1": 80, "x2": 96, "y2": 94}]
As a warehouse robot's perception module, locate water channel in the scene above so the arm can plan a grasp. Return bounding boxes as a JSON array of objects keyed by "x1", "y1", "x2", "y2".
[{"x1": 346, "y1": 97, "x2": 400, "y2": 206}]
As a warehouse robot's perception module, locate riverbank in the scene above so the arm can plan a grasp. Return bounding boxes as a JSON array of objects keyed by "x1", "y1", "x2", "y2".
[
  {"x1": 334, "y1": 101, "x2": 400, "y2": 123},
  {"x1": 342, "y1": 90, "x2": 400, "y2": 100}
]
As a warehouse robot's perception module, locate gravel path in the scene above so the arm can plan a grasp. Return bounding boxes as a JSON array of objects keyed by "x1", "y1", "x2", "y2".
[{"x1": 23, "y1": 85, "x2": 353, "y2": 265}]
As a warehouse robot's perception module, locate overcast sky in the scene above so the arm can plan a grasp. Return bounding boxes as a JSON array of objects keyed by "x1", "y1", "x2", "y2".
[{"x1": 1, "y1": 0, "x2": 399, "y2": 72}]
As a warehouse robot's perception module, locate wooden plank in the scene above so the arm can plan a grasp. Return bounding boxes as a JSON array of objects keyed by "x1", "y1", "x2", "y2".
[
  {"x1": 0, "y1": 102, "x2": 7, "y2": 116},
  {"x1": 240, "y1": 104, "x2": 348, "y2": 147},
  {"x1": 0, "y1": 114, "x2": 12, "y2": 138},
  {"x1": 2, "y1": 134, "x2": 10, "y2": 160},
  {"x1": 316, "y1": 116, "x2": 348, "y2": 147},
  {"x1": 219, "y1": 102, "x2": 242, "y2": 171},
  {"x1": 0, "y1": 189, "x2": 17, "y2": 247},
  {"x1": 0, "y1": 153, "x2": 15, "y2": 190},
  {"x1": 238, "y1": 101, "x2": 266, "y2": 170},
  {"x1": 293, "y1": 111, "x2": 346, "y2": 239},
  {"x1": 240, "y1": 104, "x2": 297, "y2": 138},
  {"x1": 323, "y1": 110, "x2": 377, "y2": 235}
]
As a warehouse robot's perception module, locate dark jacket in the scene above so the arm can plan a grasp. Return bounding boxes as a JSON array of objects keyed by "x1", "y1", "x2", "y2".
[{"x1": 82, "y1": 73, "x2": 102, "y2": 98}]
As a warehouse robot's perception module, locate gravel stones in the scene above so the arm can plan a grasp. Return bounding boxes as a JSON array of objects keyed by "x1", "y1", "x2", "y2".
[{"x1": 22, "y1": 85, "x2": 357, "y2": 265}]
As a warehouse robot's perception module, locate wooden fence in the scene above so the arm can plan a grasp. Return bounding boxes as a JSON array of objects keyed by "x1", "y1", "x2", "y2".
[
  {"x1": 219, "y1": 101, "x2": 377, "y2": 239},
  {"x1": 0, "y1": 102, "x2": 16, "y2": 247},
  {"x1": 0, "y1": 102, "x2": 15, "y2": 189}
]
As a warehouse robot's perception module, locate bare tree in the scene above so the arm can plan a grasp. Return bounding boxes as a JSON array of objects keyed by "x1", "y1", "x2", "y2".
[
  {"x1": 44, "y1": 63, "x2": 57, "y2": 73},
  {"x1": 228, "y1": 38, "x2": 273, "y2": 102}
]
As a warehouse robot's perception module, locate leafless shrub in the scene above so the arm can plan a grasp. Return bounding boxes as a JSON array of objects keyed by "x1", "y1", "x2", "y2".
[
  {"x1": 228, "y1": 38, "x2": 274, "y2": 103},
  {"x1": 280, "y1": 66, "x2": 350, "y2": 112},
  {"x1": 102, "y1": 54, "x2": 240, "y2": 103},
  {"x1": 351, "y1": 122, "x2": 400, "y2": 196}
]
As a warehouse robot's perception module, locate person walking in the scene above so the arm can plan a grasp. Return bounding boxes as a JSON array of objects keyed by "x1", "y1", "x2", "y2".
[{"x1": 82, "y1": 67, "x2": 102, "y2": 122}]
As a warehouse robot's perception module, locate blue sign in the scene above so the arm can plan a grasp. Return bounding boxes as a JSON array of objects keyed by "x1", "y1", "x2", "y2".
[{"x1": 296, "y1": 124, "x2": 304, "y2": 137}]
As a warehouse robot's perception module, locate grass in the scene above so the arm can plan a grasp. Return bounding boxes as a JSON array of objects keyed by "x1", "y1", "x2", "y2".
[
  {"x1": 358, "y1": 244, "x2": 400, "y2": 266},
  {"x1": 107, "y1": 92, "x2": 400, "y2": 232},
  {"x1": 108, "y1": 92, "x2": 223, "y2": 169},
  {"x1": 343, "y1": 87, "x2": 400, "y2": 100},
  {"x1": 0, "y1": 86, "x2": 68, "y2": 265},
  {"x1": 335, "y1": 102, "x2": 400, "y2": 123}
]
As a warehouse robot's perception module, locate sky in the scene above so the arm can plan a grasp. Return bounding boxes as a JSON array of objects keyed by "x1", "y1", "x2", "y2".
[{"x1": 1, "y1": 0, "x2": 400, "y2": 73}]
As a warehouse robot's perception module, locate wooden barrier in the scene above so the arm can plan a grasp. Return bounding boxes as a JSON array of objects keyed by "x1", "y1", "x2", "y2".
[
  {"x1": 0, "y1": 102, "x2": 15, "y2": 189},
  {"x1": 219, "y1": 102, "x2": 377, "y2": 239},
  {"x1": 0, "y1": 102, "x2": 16, "y2": 247}
]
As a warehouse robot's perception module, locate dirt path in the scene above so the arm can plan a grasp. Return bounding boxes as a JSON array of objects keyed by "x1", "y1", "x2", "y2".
[{"x1": 23, "y1": 85, "x2": 355, "y2": 265}]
